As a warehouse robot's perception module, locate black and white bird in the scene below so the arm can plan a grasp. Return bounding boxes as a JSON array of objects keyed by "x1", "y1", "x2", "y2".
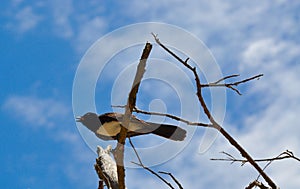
[{"x1": 76, "y1": 112, "x2": 187, "y2": 141}]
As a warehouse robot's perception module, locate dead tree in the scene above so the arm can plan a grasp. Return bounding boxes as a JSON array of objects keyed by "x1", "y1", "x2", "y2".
[{"x1": 92, "y1": 36, "x2": 299, "y2": 189}]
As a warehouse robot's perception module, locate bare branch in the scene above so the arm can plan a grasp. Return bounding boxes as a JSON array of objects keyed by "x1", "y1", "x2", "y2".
[
  {"x1": 228, "y1": 85, "x2": 242, "y2": 95},
  {"x1": 257, "y1": 150, "x2": 300, "y2": 181},
  {"x1": 211, "y1": 150, "x2": 300, "y2": 165},
  {"x1": 128, "y1": 138, "x2": 176, "y2": 189},
  {"x1": 159, "y1": 171, "x2": 184, "y2": 189},
  {"x1": 111, "y1": 105, "x2": 127, "y2": 109},
  {"x1": 211, "y1": 74, "x2": 240, "y2": 84},
  {"x1": 112, "y1": 106, "x2": 212, "y2": 127},
  {"x1": 201, "y1": 74, "x2": 264, "y2": 95},
  {"x1": 151, "y1": 32, "x2": 194, "y2": 70},
  {"x1": 246, "y1": 180, "x2": 270, "y2": 189},
  {"x1": 133, "y1": 107, "x2": 212, "y2": 127},
  {"x1": 128, "y1": 138, "x2": 143, "y2": 166},
  {"x1": 152, "y1": 34, "x2": 278, "y2": 189},
  {"x1": 113, "y1": 42, "x2": 152, "y2": 189}
]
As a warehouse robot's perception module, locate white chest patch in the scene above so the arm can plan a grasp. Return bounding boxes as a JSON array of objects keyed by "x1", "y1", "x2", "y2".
[{"x1": 97, "y1": 121, "x2": 121, "y2": 136}]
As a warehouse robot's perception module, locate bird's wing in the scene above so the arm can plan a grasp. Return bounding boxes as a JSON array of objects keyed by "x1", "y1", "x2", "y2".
[
  {"x1": 101, "y1": 112, "x2": 145, "y2": 124},
  {"x1": 96, "y1": 121, "x2": 121, "y2": 136},
  {"x1": 99, "y1": 112, "x2": 119, "y2": 122},
  {"x1": 101, "y1": 112, "x2": 155, "y2": 132}
]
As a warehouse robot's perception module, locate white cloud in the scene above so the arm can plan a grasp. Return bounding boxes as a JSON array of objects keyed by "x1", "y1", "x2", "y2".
[
  {"x1": 2, "y1": 95, "x2": 69, "y2": 128},
  {"x1": 54, "y1": 130, "x2": 80, "y2": 143},
  {"x1": 239, "y1": 37, "x2": 300, "y2": 102},
  {"x1": 121, "y1": 1, "x2": 300, "y2": 71},
  {"x1": 5, "y1": 1, "x2": 300, "y2": 57},
  {"x1": 51, "y1": 0, "x2": 74, "y2": 39},
  {"x1": 5, "y1": 1, "x2": 107, "y2": 52},
  {"x1": 1, "y1": 95, "x2": 98, "y2": 187},
  {"x1": 228, "y1": 36, "x2": 300, "y2": 188},
  {"x1": 8, "y1": 6, "x2": 42, "y2": 33},
  {"x1": 240, "y1": 38, "x2": 300, "y2": 71},
  {"x1": 236, "y1": 99, "x2": 300, "y2": 188},
  {"x1": 75, "y1": 16, "x2": 107, "y2": 52}
]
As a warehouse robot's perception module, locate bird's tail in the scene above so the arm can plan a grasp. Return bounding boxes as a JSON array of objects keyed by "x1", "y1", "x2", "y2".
[{"x1": 150, "y1": 123, "x2": 187, "y2": 141}]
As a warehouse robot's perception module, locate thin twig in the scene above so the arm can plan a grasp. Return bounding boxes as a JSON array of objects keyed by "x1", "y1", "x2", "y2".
[
  {"x1": 151, "y1": 33, "x2": 194, "y2": 70},
  {"x1": 133, "y1": 107, "x2": 212, "y2": 127},
  {"x1": 128, "y1": 138, "x2": 143, "y2": 166},
  {"x1": 201, "y1": 74, "x2": 264, "y2": 95},
  {"x1": 152, "y1": 34, "x2": 278, "y2": 189},
  {"x1": 211, "y1": 150, "x2": 300, "y2": 164},
  {"x1": 212, "y1": 150, "x2": 300, "y2": 188},
  {"x1": 112, "y1": 106, "x2": 212, "y2": 127},
  {"x1": 257, "y1": 150, "x2": 300, "y2": 181},
  {"x1": 131, "y1": 162, "x2": 176, "y2": 189},
  {"x1": 112, "y1": 105, "x2": 127, "y2": 109},
  {"x1": 211, "y1": 74, "x2": 240, "y2": 84},
  {"x1": 245, "y1": 180, "x2": 270, "y2": 189},
  {"x1": 159, "y1": 171, "x2": 184, "y2": 189},
  {"x1": 128, "y1": 138, "x2": 176, "y2": 189}
]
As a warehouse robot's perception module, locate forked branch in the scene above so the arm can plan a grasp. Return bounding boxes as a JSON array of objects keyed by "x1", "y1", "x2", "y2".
[
  {"x1": 211, "y1": 150, "x2": 300, "y2": 165},
  {"x1": 158, "y1": 171, "x2": 184, "y2": 189},
  {"x1": 129, "y1": 138, "x2": 182, "y2": 189},
  {"x1": 201, "y1": 74, "x2": 264, "y2": 95},
  {"x1": 113, "y1": 42, "x2": 152, "y2": 189},
  {"x1": 151, "y1": 33, "x2": 278, "y2": 189},
  {"x1": 246, "y1": 181, "x2": 270, "y2": 189}
]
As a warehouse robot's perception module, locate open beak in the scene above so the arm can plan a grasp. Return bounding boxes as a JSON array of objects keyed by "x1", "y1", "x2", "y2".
[{"x1": 76, "y1": 116, "x2": 83, "y2": 122}]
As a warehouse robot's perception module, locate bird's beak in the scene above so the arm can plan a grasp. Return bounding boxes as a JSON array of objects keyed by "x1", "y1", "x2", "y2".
[{"x1": 76, "y1": 116, "x2": 83, "y2": 122}]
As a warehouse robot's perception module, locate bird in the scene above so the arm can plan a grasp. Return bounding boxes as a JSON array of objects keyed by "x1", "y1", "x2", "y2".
[{"x1": 76, "y1": 112, "x2": 187, "y2": 141}]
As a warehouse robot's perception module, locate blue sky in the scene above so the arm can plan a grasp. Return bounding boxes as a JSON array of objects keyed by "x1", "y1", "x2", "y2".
[{"x1": 1, "y1": 1, "x2": 300, "y2": 188}]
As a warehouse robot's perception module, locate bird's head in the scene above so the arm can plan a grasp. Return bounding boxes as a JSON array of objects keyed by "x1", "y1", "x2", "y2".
[{"x1": 76, "y1": 112, "x2": 99, "y2": 126}]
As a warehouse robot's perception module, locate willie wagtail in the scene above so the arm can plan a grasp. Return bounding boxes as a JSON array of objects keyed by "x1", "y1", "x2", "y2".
[{"x1": 76, "y1": 112, "x2": 187, "y2": 141}]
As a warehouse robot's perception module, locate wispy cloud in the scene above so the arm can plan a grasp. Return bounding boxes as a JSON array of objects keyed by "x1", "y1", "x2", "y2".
[
  {"x1": 232, "y1": 36, "x2": 300, "y2": 188},
  {"x1": 4, "y1": 1, "x2": 107, "y2": 52},
  {"x1": 51, "y1": 0, "x2": 74, "y2": 39},
  {"x1": 241, "y1": 38, "x2": 300, "y2": 71},
  {"x1": 74, "y1": 16, "x2": 107, "y2": 53},
  {"x1": 6, "y1": 6, "x2": 42, "y2": 34},
  {"x1": 239, "y1": 37, "x2": 300, "y2": 102},
  {"x1": 4, "y1": 1, "x2": 300, "y2": 56},
  {"x1": 120, "y1": 1, "x2": 300, "y2": 70},
  {"x1": 1, "y1": 94, "x2": 99, "y2": 187},
  {"x1": 2, "y1": 95, "x2": 69, "y2": 128}
]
